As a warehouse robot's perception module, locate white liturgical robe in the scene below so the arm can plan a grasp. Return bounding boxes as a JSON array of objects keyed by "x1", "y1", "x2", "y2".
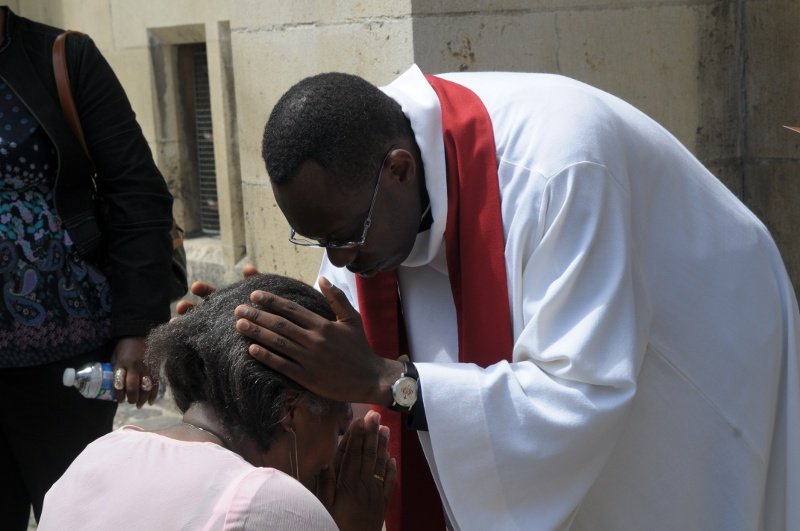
[{"x1": 320, "y1": 65, "x2": 800, "y2": 530}]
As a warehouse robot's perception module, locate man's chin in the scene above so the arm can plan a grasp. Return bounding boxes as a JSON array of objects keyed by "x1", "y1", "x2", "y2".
[
  {"x1": 349, "y1": 266, "x2": 379, "y2": 278},
  {"x1": 348, "y1": 261, "x2": 398, "y2": 278}
]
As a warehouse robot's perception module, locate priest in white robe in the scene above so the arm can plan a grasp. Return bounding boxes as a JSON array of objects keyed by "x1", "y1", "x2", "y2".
[{"x1": 238, "y1": 65, "x2": 800, "y2": 531}]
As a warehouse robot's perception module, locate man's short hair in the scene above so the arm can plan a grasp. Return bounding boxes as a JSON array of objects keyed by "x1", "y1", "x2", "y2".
[{"x1": 262, "y1": 72, "x2": 412, "y2": 190}]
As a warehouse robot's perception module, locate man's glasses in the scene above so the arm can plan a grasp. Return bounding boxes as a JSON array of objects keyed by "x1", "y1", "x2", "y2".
[{"x1": 288, "y1": 145, "x2": 396, "y2": 249}]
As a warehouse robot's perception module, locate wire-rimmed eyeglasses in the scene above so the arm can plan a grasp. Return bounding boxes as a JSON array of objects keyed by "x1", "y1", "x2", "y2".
[{"x1": 288, "y1": 145, "x2": 396, "y2": 249}]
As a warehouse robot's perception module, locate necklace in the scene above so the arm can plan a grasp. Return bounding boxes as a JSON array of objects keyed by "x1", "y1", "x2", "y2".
[
  {"x1": 182, "y1": 421, "x2": 230, "y2": 450},
  {"x1": 420, "y1": 201, "x2": 432, "y2": 220},
  {"x1": 418, "y1": 201, "x2": 433, "y2": 232}
]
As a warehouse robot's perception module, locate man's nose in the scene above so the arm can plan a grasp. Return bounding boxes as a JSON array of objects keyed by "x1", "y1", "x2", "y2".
[{"x1": 327, "y1": 247, "x2": 359, "y2": 268}]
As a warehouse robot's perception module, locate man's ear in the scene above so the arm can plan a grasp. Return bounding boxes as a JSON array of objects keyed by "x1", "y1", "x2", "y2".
[{"x1": 388, "y1": 148, "x2": 417, "y2": 185}]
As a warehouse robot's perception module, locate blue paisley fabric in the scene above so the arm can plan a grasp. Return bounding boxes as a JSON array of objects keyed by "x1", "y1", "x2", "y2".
[{"x1": 0, "y1": 80, "x2": 111, "y2": 367}]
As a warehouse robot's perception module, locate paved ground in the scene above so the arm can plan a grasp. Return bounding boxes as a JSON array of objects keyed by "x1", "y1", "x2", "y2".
[{"x1": 112, "y1": 389, "x2": 183, "y2": 431}]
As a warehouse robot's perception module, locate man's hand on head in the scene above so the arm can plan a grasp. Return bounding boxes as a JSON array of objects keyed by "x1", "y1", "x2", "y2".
[
  {"x1": 174, "y1": 265, "x2": 261, "y2": 317},
  {"x1": 235, "y1": 276, "x2": 403, "y2": 406}
]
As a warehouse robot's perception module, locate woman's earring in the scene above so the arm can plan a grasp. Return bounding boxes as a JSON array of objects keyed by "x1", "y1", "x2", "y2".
[{"x1": 288, "y1": 427, "x2": 299, "y2": 481}]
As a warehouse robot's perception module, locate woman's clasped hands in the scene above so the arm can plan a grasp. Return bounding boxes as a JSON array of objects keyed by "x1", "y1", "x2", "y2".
[{"x1": 319, "y1": 409, "x2": 396, "y2": 531}]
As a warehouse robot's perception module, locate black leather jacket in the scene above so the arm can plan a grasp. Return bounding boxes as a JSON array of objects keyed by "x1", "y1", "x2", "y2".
[{"x1": 0, "y1": 8, "x2": 173, "y2": 336}]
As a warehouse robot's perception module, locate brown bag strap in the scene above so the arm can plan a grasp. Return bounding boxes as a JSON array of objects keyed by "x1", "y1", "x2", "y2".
[{"x1": 53, "y1": 30, "x2": 94, "y2": 167}]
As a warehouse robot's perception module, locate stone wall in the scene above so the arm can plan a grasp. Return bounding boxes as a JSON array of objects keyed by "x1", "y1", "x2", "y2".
[{"x1": 13, "y1": 0, "x2": 800, "y2": 291}]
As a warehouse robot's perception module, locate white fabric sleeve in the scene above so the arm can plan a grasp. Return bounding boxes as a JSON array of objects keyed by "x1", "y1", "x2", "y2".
[
  {"x1": 419, "y1": 162, "x2": 649, "y2": 530},
  {"x1": 225, "y1": 469, "x2": 339, "y2": 530}
]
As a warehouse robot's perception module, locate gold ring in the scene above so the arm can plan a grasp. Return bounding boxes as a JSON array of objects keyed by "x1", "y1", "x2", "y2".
[
  {"x1": 373, "y1": 474, "x2": 384, "y2": 482},
  {"x1": 140, "y1": 376, "x2": 153, "y2": 392},
  {"x1": 113, "y1": 368, "x2": 126, "y2": 390}
]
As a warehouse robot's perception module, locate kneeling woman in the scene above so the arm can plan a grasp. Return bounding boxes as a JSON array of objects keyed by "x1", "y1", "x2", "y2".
[{"x1": 39, "y1": 274, "x2": 395, "y2": 531}]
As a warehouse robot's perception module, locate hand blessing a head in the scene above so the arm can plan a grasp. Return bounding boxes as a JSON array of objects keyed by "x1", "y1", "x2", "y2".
[{"x1": 174, "y1": 265, "x2": 261, "y2": 317}]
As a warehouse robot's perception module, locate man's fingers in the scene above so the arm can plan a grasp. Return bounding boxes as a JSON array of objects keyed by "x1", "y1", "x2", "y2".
[
  {"x1": 245, "y1": 291, "x2": 325, "y2": 329},
  {"x1": 246, "y1": 343, "x2": 305, "y2": 384},
  {"x1": 319, "y1": 277, "x2": 360, "y2": 323},
  {"x1": 234, "y1": 304, "x2": 296, "y2": 333},
  {"x1": 174, "y1": 300, "x2": 195, "y2": 316},
  {"x1": 242, "y1": 264, "x2": 261, "y2": 278},
  {"x1": 190, "y1": 280, "x2": 216, "y2": 298},
  {"x1": 234, "y1": 309, "x2": 308, "y2": 358}
]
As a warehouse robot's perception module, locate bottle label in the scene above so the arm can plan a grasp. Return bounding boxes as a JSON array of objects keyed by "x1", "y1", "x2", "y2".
[
  {"x1": 95, "y1": 388, "x2": 116, "y2": 400},
  {"x1": 97, "y1": 363, "x2": 116, "y2": 401}
]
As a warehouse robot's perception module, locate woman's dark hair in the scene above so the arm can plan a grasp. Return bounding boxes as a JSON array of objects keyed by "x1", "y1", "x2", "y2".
[
  {"x1": 262, "y1": 72, "x2": 413, "y2": 190},
  {"x1": 145, "y1": 274, "x2": 335, "y2": 451}
]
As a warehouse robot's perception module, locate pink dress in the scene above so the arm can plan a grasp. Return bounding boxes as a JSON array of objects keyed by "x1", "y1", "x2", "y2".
[{"x1": 38, "y1": 426, "x2": 339, "y2": 530}]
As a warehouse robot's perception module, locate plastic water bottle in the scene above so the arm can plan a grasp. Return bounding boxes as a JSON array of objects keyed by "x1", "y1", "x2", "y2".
[{"x1": 62, "y1": 362, "x2": 116, "y2": 401}]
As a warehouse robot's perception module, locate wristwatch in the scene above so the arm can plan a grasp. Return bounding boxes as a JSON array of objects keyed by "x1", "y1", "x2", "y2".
[{"x1": 390, "y1": 360, "x2": 419, "y2": 412}]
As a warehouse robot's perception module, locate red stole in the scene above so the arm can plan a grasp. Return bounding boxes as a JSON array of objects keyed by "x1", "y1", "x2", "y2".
[{"x1": 356, "y1": 75, "x2": 513, "y2": 531}]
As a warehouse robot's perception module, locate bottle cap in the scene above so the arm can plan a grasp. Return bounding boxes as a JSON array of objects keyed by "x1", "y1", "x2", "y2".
[{"x1": 63, "y1": 368, "x2": 76, "y2": 387}]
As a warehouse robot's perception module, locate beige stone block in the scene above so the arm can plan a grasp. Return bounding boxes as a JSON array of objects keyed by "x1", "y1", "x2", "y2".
[
  {"x1": 109, "y1": 0, "x2": 231, "y2": 48},
  {"x1": 237, "y1": 16, "x2": 414, "y2": 83},
  {"x1": 13, "y1": 0, "x2": 113, "y2": 49},
  {"x1": 408, "y1": 0, "x2": 709, "y2": 15},
  {"x1": 101, "y1": 48, "x2": 159, "y2": 140},
  {"x1": 60, "y1": 0, "x2": 115, "y2": 50},
  {"x1": 693, "y1": 1, "x2": 739, "y2": 163},
  {"x1": 207, "y1": 21, "x2": 247, "y2": 266},
  {"x1": 555, "y1": 5, "x2": 704, "y2": 149},
  {"x1": 153, "y1": 143, "x2": 181, "y2": 196},
  {"x1": 230, "y1": 0, "x2": 410, "y2": 27},
  {"x1": 109, "y1": 1, "x2": 159, "y2": 48},
  {"x1": 241, "y1": 179, "x2": 322, "y2": 284},
  {"x1": 744, "y1": 0, "x2": 800, "y2": 159},
  {"x1": 412, "y1": 11, "x2": 558, "y2": 73},
  {"x1": 148, "y1": 24, "x2": 206, "y2": 46},
  {"x1": 14, "y1": 0, "x2": 66, "y2": 31},
  {"x1": 183, "y1": 235, "x2": 245, "y2": 286},
  {"x1": 410, "y1": 0, "x2": 559, "y2": 15}
]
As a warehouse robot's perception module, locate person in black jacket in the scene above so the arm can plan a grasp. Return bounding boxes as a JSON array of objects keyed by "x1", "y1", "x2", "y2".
[{"x1": 0, "y1": 6, "x2": 174, "y2": 527}]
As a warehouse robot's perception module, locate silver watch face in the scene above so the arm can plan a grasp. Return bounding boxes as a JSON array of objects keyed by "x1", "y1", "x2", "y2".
[{"x1": 392, "y1": 376, "x2": 418, "y2": 408}]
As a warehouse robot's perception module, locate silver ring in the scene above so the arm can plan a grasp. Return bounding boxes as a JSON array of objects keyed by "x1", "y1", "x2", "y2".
[
  {"x1": 140, "y1": 376, "x2": 153, "y2": 392},
  {"x1": 373, "y1": 473, "x2": 384, "y2": 482}
]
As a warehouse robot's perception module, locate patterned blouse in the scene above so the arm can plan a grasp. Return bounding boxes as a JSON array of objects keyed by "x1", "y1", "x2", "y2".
[{"x1": 0, "y1": 79, "x2": 111, "y2": 367}]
